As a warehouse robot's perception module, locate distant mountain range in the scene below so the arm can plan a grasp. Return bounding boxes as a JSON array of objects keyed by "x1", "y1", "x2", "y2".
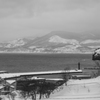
[{"x1": 0, "y1": 31, "x2": 100, "y2": 53}]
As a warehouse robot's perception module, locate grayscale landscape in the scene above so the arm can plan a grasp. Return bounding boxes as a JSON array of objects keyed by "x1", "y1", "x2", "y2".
[
  {"x1": 0, "y1": 0, "x2": 100, "y2": 100},
  {"x1": 0, "y1": 0, "x2": 100, "y2": 54},
  {"x1": 0, "y1": 31, "x2": 100, "y2": 53}
]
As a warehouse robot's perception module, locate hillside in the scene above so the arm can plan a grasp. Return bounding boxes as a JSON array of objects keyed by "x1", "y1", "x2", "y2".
[{"x1": 0, "y1": 31, "x2": 100, "y2": 53}]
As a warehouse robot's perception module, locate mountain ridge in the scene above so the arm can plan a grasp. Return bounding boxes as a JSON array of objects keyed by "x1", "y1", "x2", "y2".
[{"x1": 0, "y1": 31, "x2": 100, "y2": 53}]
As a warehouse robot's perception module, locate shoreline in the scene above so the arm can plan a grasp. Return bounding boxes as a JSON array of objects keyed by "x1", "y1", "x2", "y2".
[{"x1": 0, "y1": 52, "x2": 93, "y2": 54}]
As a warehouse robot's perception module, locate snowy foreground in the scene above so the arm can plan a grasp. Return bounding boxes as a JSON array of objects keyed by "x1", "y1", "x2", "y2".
[
  {"x1": 43, "y1": 76, "x2": 100, "y2": 100},
  {"x1": 1, "y1": 76, "x2": 100, "y2": 100}
]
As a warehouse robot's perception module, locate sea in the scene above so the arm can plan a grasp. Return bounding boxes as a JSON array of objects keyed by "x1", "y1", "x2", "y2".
[{"x1": 0, "y1": 53, "x2": 96, "y2": 78}]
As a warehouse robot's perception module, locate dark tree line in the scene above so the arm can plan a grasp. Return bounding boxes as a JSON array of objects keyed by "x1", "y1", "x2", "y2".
[{"x1": 16, "y1": 79, "x2": 65, "y2": 100}]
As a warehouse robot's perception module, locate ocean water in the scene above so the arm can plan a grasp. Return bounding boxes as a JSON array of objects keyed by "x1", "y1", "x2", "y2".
[{"x1": 0, "y1": 53, "x2": 95, "y2": 73}]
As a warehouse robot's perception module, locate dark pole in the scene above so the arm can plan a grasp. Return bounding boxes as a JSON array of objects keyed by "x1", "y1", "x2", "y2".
[{"x1": 78, "y1": 62, "x2": 80, "y2": 70}]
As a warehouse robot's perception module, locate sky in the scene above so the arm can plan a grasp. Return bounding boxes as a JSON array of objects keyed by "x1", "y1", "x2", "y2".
[{"x1": 0, "y1": 0, "x2": 100, "y2": 42}]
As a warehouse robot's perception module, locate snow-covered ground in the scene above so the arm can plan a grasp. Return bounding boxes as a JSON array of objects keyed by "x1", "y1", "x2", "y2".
[
  {"x1": 43, "y1": 76, "x2": 100, "y2": 100},
  {"x1": 1, "y1": 76, "x2": 100, "y2": 100}
]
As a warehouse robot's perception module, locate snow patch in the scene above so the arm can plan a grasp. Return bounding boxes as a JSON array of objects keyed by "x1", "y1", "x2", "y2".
[
  {"x1": 29, "y1": 46, "x2": 37, "y2": 49},
  {"x1": 5, "y1": 38, "x2": 26, "y2": 48},
  {"x1": 49, "y1": 76, "x2": 100, "y2": 100},
  {"x1": 81, "y1": 39, "x2": 100, "y2": 44},
  {"x1": 94, "y1": 48, "x2": 100, "y2": 54},
  {"x1": 88, "y1": 46, "x2": 100, "y2": 49},
  {"x1": 49, "y1": 35, "x2": 79, "y2": 45}
]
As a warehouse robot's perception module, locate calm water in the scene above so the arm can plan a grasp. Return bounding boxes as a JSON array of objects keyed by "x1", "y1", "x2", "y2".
[{"x1": 0, "y1": 53, "x2": 94, "y2": 74}]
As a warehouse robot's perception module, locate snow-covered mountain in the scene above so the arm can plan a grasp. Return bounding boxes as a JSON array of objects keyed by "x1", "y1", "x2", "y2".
[
  {"x1": 5, "y1": 39, "x2": 26, "y2": 48},
  {"x1": 49, "y1": 35, "x2": 79, "y2": 45},
  {"x1": 0, "y1": 31, "x2": 100, "y2": 53}
]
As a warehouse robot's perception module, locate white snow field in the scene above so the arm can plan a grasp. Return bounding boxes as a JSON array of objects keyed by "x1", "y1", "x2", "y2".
[{"x1": 42, "y1": 76, "x2": 100, "y2": 100}]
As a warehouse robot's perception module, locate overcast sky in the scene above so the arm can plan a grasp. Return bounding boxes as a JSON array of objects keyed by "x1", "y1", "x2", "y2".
[{"x1": 0, "y1": 0, "x2": 100, "y2": 42}]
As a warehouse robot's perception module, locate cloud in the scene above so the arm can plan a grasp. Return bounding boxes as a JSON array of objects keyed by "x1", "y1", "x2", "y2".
[
  {"x1": 0, "y1": 0, "x2": 35, "y2": 18},
  {"x1": 0, "y1": 0, "x2": 100, "y2": 18},
  {"x1": 0, "y1": 0, "x2": 100, "y2": 42}
]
